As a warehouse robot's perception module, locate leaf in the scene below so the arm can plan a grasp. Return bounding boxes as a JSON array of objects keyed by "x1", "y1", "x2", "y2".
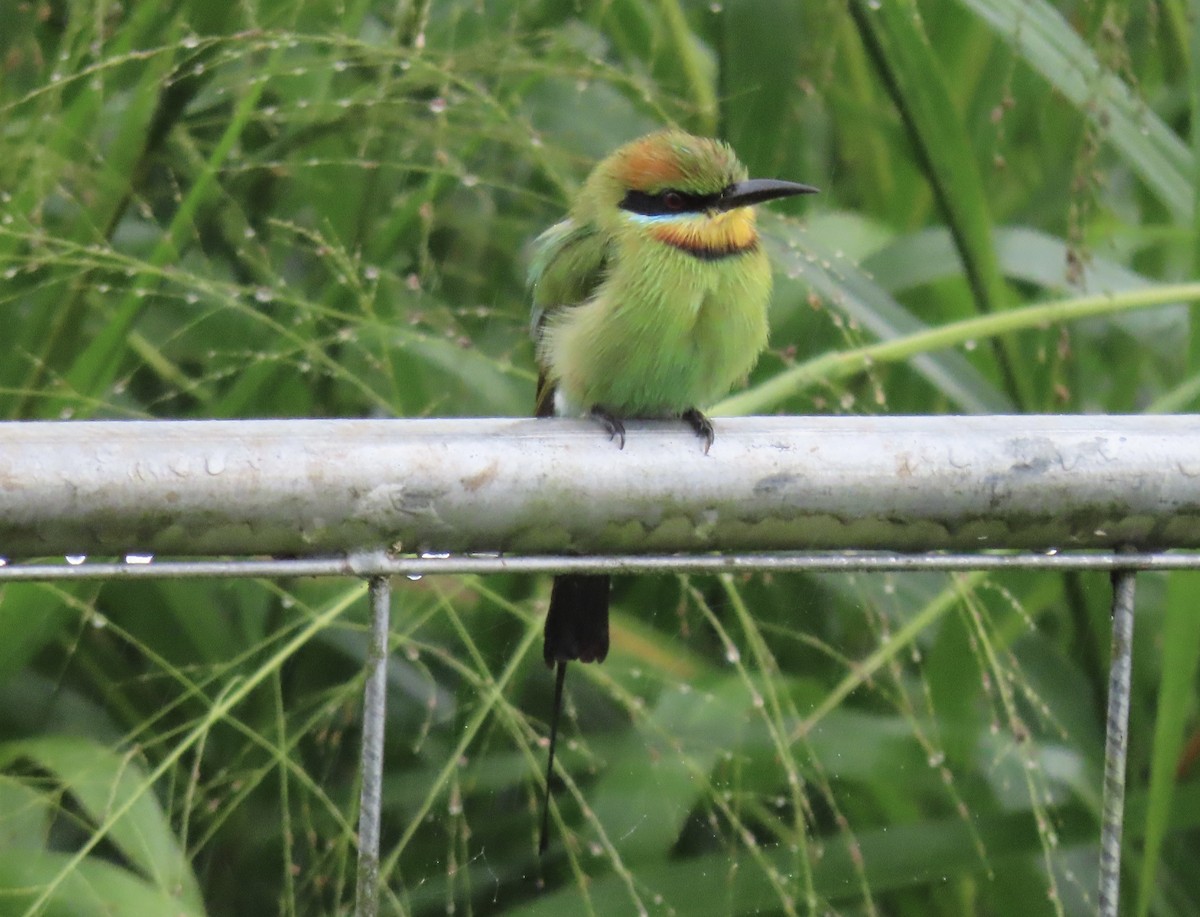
[
  {"x1": 0, "y1": 849, "x2": 208, "y2": 917},
  {"x1": 0, "y1": 736, "x2": 204, "y2": 911},
  {"x1": 0, "y1": 585, "x2": 76, "y2": 688}
]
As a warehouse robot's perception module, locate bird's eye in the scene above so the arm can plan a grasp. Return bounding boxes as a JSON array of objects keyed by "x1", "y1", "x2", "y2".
[{"x1": 662, "y1": 191, "x2": 684, "y2": 211}]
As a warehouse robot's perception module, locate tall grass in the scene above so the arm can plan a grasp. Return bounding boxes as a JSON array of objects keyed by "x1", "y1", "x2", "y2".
[{"x1": 1, "y1": 1, "x2": 1198, "y2": 914}]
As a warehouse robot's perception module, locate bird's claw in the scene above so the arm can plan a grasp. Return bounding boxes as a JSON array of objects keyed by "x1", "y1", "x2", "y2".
[
  {"x1": 682, "y1": 408, "x2": 714, "y2": 454},
  {"x1": 590, "y1": 406, "x2": 626, "y2": 449}
]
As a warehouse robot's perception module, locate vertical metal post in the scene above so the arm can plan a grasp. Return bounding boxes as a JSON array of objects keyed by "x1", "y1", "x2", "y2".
[
  {"x1": 1099, "y1": 569, "x2": 1136, "y2": 917},
  {"x1": 355, "y1": 576, "x2": 391, "y2": 917}
]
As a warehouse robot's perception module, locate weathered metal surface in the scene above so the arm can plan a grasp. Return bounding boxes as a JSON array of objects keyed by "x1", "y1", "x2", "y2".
[{"x1": 0, "y1": 415, "x2": 1198, "y2": 558}]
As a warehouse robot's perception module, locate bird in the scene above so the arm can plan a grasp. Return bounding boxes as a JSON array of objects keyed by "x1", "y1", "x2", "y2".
[{"x1": 528, "y1": 129, "x2": 817, "y2": 853}]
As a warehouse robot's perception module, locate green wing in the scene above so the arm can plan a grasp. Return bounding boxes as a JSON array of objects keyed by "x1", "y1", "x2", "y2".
[
  {"x1": 528, "y1": 218, "x2": 610, "y2": 415},
  {"x1": 528, "y1": 218, "x2": 610, "y2": 337}
]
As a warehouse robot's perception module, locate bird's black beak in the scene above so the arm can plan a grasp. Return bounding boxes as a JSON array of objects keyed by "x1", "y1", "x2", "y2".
[{"x1": 717, "y1": 178, "x2": 819, "y2": 211}]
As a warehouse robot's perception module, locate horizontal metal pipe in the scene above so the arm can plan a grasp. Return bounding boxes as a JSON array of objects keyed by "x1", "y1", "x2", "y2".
[
  {"x1": 0, "y1": 416, "x2": 1198, "y2": 559},
  {"x1": 1, "y1": 552, "x2": 1199, "y2": 582}
]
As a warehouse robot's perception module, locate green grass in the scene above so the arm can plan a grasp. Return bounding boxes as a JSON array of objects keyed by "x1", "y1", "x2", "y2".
[{"x1": 2, "y1": 1, "x2": 1199, "y2": 914}]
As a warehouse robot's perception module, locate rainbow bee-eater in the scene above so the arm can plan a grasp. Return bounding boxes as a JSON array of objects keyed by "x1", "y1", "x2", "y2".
[{"x1": 529, "y1": 129, "x2": 816, "y2": 851}]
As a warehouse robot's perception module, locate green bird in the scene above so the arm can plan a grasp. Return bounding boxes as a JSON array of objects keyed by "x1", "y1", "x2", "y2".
[{"x1": 529, "y1": 129, "x2": 816, "y2": 852}]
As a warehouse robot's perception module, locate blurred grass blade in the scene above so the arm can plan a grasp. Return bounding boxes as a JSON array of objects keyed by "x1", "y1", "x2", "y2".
[
  {"x1": 763, "y1": 217, "x2": 1012, "y2": 413},
  {"x1": 849, "y1": 0, "x2": 1021, "y2": 404},
  {"x1": 849, "y1": 0, "x2": 1006, "y2": 314},
  {"x1": 1, "y1": 8, "x2": 180, "y2": 417},
  {"x1": 53, "y1": 49, "x2": 276, "y2": 418},
  {"x1": 864, "y1": 226, "x2": 1189, "y2": 356},
  {"x1": 718, "y1": 0, "x2": 812, "y2": 179},
  {"x1": 500, "y1": 802, "x2": 1096, "y2": 916},
  {"x1": 588, "y1": 676, "x2": 755, "y2": 862},
  {"x1": 958, "y1": 0, "x2": 1193, "y2": 221},
  {"x1": 717, "y1": 281, "x2": 1200, "y2": 415},
  {"x1": 1135, "y1": 572, "x2": 1200, "y2": 917}
]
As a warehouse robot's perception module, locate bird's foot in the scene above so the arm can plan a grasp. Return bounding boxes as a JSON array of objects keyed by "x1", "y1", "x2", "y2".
[
  {"x1": 590, "y1": 405, "x2": 626, "y2": 449},
  {"x1": 682, "y1": 408, "x2": 714, "y2": 454}
]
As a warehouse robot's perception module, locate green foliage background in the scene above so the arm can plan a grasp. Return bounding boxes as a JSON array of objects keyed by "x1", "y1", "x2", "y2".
[{"x1": 2, "y1": 0, "x2": 1200, "y2": 914}]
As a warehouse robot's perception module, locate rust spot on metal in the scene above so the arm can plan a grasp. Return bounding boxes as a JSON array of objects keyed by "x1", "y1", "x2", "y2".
[{"x1": 461, "y1": 461, "x2": 499, "y2": 492}]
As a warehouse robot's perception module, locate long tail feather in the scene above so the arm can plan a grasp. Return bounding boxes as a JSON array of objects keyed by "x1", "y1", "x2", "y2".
[
  {"x1": 539, "y1": 660, "x2": 568, "y2": 854},
  {"x1": 538, "y1": 574, "x2": 610, "y2": 854}
]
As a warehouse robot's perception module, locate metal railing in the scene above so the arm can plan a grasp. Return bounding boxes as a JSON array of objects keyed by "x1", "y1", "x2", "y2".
[{"x1": 3, "y1": 414, "x2": 1198, "y2": 916}]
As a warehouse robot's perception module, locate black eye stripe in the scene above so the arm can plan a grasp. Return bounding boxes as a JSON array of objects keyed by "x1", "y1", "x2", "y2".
[{"x1": 619, "y1": 188, "x2": 725, "y2": 216}]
